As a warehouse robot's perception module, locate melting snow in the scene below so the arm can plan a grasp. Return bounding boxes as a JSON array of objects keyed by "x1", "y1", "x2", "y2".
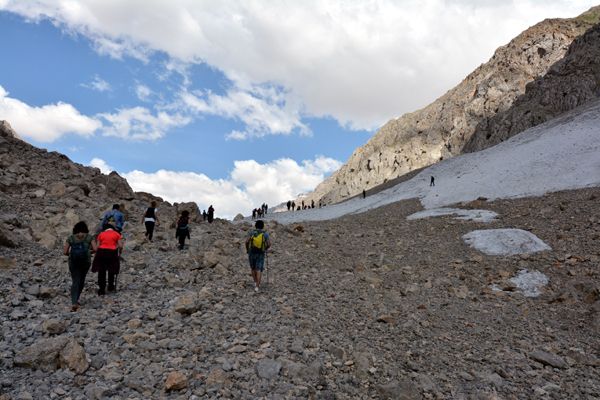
[
  {"x1": 462, "y1": 229, "x2": 551, "y2": 256},
  {"x1": 265, "y1": 99, "x2": 600, "y2": 225},
  {"x1": 407, "y1": 207, "x2": 498, "y2": 222},
  {"x1": 509, "y1": 269, "x2": 549, "y2": 297}
]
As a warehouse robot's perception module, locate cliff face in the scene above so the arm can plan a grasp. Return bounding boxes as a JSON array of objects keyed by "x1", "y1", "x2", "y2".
[
  {"x1": 464, "y1": 21, "x2": 600, "y2": 152},
  {"x1": 308, "y1": 7, "x2": 600, "y2": 205}
]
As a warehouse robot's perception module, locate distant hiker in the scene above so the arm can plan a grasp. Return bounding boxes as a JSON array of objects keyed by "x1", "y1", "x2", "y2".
[
  {"x1": 245, "y1": 220, "x2": 271, "y2": 293},
  {"x1": 264, "y1": 204, "x2": 268, "y2": 215},
  {"x1": 92, "y1": 223, "x2": 123, "y2": 295},
  {"x1": 101, "y1": 204, "x2": 124, "y2": 233},
  {"x1": 319, "y1": 201, "x2": 322, "y2": 208},
  {"x1": 175, "y1": 210, "x2": 191, "y2": 250},
  {"x1": 311, "y1": 200, "x2": 315, "y2": 208},
  {"x1": 301, "y1": 200, "x2": 305, "y2": 209},
  {"x1": 430, "y1": 176, "x2": 435, "y2": 187},
  {"x1": 143, "y1": 201, "x2": 159, "y2": 241},
  {"x1": 64, "y1": 221, "x2": 97, "y2": 311},
  {"x1": 202, "y1": 210, "x2": 207, "y2": 221},
  {"x1": 291, "y1": 201, "x2": 296, "y2": 211},
  {"x1": 252, "y1": 208, "x2": 257, "y2": 219},
  {"x1": 207, "y1": 205, "x2": 215, "y2": 223},
  {"x1": 363, "y1": 189, "x2": 366, "y2": 199},
  {"x1": 287, "y1": 200, "x2": 291, "y2": 211}
]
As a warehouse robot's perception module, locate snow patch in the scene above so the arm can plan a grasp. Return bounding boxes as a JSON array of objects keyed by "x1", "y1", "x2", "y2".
[
  {"x1": 509, "y1": 269, "x2": 549, "y2": 297},
  {"x1": 462, "y1": 229, "x2": 551, "y2": 256},
  {"x1": 407, "y1": 208, "x2": 497, "y2": 222},
  {"x1": 265, "y1": 99, "x2": 600, "y2": 225}
]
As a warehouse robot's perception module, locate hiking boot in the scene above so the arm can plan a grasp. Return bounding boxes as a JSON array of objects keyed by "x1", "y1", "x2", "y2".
[
  {"x1": 98, "y1": 289, "x2": 106, "y2": 296},
  {"x1": 71, "y1": 304, "x2": 80, "y2": 312},
  {"x1": 107, "y1": 286, "x2": 116, "y2": 293},
  {"x1": 254, "y1": 286, "x2": 259, "y2": 293}
]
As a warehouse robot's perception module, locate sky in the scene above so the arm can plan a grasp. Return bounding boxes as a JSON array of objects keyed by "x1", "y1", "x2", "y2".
[{"x1": 0, "y1": 0, "x2": 597, "y2": 218}]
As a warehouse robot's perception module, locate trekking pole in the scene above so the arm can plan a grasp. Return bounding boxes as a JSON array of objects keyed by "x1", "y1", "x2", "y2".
[{"x1": 266, "y1": 251, "x2": 270, "y2": 287}]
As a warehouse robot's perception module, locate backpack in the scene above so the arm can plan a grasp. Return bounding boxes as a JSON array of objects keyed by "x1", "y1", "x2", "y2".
[
  {"x1": 70, "y1": 239, "x2": 89, "y2": 264},
  {"x1": 250, "y1": 231, "x2": 266, "y2": 253}
]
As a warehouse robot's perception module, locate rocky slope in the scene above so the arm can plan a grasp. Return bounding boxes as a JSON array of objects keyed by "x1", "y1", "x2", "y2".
[
  {"x1": 307, "y1": 7, "x2": 600, "y2": 206},
  {"x1": 464, "y1": 20, "x2": 600, "y2": 152},
  {"x1": 0, "y1": 121, "x2": 202, "y2": 251}
]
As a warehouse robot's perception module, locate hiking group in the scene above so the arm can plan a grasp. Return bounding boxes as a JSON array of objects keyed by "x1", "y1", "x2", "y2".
[
  {"x1": 251, "y1": 203, "x2": 268, "y2": 219},
  {"x1": 286, "y1": 199, "x2": 320, "y2": 211},
  {"x1": 64, "y1": 202, "x2": 271, "y2": 312}
]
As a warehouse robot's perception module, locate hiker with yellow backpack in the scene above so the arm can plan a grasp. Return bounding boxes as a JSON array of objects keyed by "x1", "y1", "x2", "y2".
[{"x1": 245, "y1": 220, "x2": 271, "y2": 293}]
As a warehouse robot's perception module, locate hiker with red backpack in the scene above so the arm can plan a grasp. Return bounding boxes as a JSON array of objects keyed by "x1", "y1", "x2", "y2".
[
  {"x1": 92, "y1": 222, "x2": 124, "y2": 295},
  {"x1": 245, "y1": 220, "x2": 271, "y2": 293},
  {"x1": 64, "y1": 221, "x2": 97, "y2": 311}
]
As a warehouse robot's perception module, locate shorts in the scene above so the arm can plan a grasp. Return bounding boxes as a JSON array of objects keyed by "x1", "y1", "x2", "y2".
[{"x1": 248, "y1": 252, "x2": 265, "y2": 272}]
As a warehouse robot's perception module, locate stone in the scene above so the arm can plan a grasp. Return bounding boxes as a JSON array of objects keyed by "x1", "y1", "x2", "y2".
[
  {"x1": 59, "y1": 339, "x2": 89, "y2": 374},
  {"x1": 14, "y1": 336, "x2": 69, "y2": 371},
  {"x1": 165, "y1": 371, "x2": 188, "y2": 391},
  {"x1": 174, "y1": 294, "x2": 201, "y2": 315},
  {"x1": 42, "y1": 319, "x2": 67, "y2": 335},
  {"x1": 256, "y1": 358, "x2": 282, "y2": 380},
  {"x1": 530, "y1": 350, "x2": 568, "y2": 369},
  {"x1": 205, "y1": 368, "x2": 229, "y2": 387}
]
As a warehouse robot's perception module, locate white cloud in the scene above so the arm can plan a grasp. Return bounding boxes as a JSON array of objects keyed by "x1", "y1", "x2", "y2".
[
  {"x1": 0, "y1": 85, "x2": 101, "y2": 142},
  {"x1": 122, "y1": 155, "x2": 342, "y2": 219},
  {"x1": 180, "y1": 87, "x2": 308, "y2": 139},
  {"x1": 135, "y1": 84, "x2": 152, "y2": 101},
  {"x1": 81, "y1": 75, "x2": 111, "y2": 92},
  {"x1": 89, "y1": 157, "x2": 114, "y2": 174},
  {"x1": 1, "y1": 1, "x2": 597, "y2": 132},
  {"x1": 98, "y1": 106, "x2": 191, "y2": 140}
]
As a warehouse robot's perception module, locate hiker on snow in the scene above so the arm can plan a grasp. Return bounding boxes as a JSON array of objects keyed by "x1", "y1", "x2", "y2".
[
  {"x1": 101, "y1": 204, "x2": 125, "y2": 233},
  {"x1": 245, "y1": 220, "x2": 271, "y2": 293},
  {"x1": 430, "y1": 176, "x2": 435, "y2": 187},
  {"x1": 64, "y1": 221, "x2": 97, "y2": 311},
  {"x1": 92, "y1": 223, "x2": 124, "y2": 295},
  {"x1": 143, "y1": 201, "x2": 159, "y2": 241},
  {"x1": 175, "y1": 210, "x2": 191, "y2": 250}
]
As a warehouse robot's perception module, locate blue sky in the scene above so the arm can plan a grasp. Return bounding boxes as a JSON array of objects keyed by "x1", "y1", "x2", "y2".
[{"x1": 0, "y1": 1, "x2": 596, "y2": 218}]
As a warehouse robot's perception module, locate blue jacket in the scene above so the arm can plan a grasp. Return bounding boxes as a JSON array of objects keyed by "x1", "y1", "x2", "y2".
[{"x1": 102, "y1": 209, "x2": 124, "y2": 230}]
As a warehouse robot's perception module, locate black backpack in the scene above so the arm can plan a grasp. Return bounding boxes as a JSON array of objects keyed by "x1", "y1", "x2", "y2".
[{"x1": 70, "y1": 240, "x2": 88, "y2": 264}]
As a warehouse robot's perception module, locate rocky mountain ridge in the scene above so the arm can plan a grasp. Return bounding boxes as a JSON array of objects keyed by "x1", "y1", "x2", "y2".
[
  {"x1": 0, "y1": 121, "x2": 203, "y2": 250},
  {"x1": 307, "y1": 6, "x2": 600, "y2": 206}
]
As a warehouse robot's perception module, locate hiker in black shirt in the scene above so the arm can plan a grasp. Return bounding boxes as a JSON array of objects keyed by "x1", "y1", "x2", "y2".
[{"x1": 143, "y1": 201, "x2": 159, "y2": 241}]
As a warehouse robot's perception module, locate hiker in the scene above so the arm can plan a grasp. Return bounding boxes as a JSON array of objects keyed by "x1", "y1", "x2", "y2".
[
  {"x1": 202, "y1": 210, "x2": 207, "y2": 221},
  {"x1": 142, "y1": 201, "x2": 159, "y2": 241},
  {"x1": 175, "y1": 210, "x2": 191, "y2": 250},
  {"x1": 252, "y1": 208, "x2": 257, "y2": 219},
  {"x1": 100, "y1": 204, "x2": 124, "y2": 233},
  {"x1": 245, "y1": 219, "x2": 271, "y2": 293},
  {"x1": 64, "y1": 221, "x2": 97, "y2": 311},
  {"x1": 207, "y1": 205, "x2": 215, "y2": 223},
  {"x1": 286, "y1": 200, "x2": 291, "y2": 211},
  {"x1": 291, "y1": 201, "x2": 296, "y2": 211},
  {"x1": 311, "y1": 200, "x2": 315, "y2": 208},
  {"x1": 363, "y1": 189, "x2": 366, "y2": 198},
  {"x1": 91, "y1": 223, "x2": 123, "y2": 295},
  {"x1": 430, "y1": 176, "x2": 435, "y2": 187}
]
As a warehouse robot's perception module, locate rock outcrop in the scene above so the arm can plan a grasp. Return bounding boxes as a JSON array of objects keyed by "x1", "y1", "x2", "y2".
[
  {"x1": 307, "y1": 7, "x2": 600, "y2": 205},
  {"x1": 464, "y1": 21, "x2": 600, "y2": 152}
]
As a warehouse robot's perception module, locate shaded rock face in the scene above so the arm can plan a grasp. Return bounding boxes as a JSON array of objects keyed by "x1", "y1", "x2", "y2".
[
  {"x1": 307, "y1": 7, "x2": 600, "y2": 205},
  {"x1": 465, "y1": 21, "x2": 600, "y2": 152}
]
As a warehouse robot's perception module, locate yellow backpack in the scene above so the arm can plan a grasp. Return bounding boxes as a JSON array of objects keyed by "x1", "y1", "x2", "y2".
[{"x1": 250, "y1": 231, "x2": 266, "y2": 252}]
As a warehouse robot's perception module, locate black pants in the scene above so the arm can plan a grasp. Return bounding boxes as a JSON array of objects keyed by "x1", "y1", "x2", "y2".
[
  {"x1": 176, "y1": 228, "x2": 189, "y2": 249},
  {"x1": 98, "y1": 268, "x2": 117, "y2": 293},
  {"x1": 69, "y1": 261, "x2": 90, "y2": 305},
  {"x1": 145, "y1": 221, "x2": 155, "y2": 241}
]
